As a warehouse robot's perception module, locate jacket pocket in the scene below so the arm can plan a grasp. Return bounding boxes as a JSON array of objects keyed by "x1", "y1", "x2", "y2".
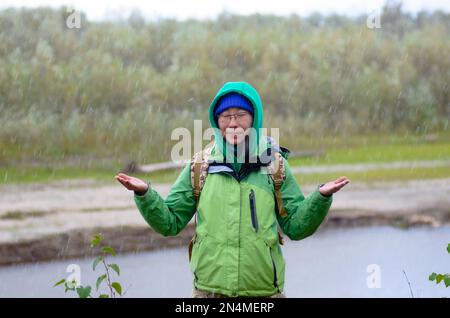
[
  {"x1": 249, "y1": 189, "x2": 259, "y2": 232},
  {"x1": 189, "y1": 234, "x2": 207, "y2": 278},
  {"x1": 268, "y1": 245, "x2": 279, "y2": 291}
]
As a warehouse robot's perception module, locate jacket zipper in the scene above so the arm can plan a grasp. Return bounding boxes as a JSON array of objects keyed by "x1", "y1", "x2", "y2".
[
  {"x1": 236, "y1": 184, "x2": 242, "y2": 297},
  {"x1": 249, "y1": 189, "x2": 258, "y2": 232},
  {"x1": 215, "y1": 164, "x2": 267, "y2": 295}
]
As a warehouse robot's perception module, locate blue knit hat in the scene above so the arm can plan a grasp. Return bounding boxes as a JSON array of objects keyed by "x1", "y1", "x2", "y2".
[{"x1": 214, "y1": 93, "x2": 254, "y2": 119}]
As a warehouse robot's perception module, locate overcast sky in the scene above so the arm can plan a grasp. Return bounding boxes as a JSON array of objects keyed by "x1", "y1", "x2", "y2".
[{"x1": 1, "y1": 0, "x2": 449, "y2": 21}]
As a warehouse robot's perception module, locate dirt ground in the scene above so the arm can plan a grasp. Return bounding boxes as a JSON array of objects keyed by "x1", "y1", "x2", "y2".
[{"x1": 0, "y1": 177, "x2": 449, "y2": 266}]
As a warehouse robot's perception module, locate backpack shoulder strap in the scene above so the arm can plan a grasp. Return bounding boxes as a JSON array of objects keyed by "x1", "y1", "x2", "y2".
[
  {"x1": 188, "y1": 143, "x2": 213, "y2": 261},
  {"x1": 267, "y1": 151, "x2": 288, "y2": 218},
  {"x1": 190, "y1": 143, "x2": 213, "y2": 209}
]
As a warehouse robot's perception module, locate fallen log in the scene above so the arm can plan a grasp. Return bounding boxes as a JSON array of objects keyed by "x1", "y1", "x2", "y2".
[
  {"x1": 288, "y1": 149, "x2": 325, "y2": 159},
  {"x1": 121, "y1": 160, "x2": 185, "y2": 174},
  {"x1": 124, "y1": 150, "x2": 325, "y2": 174}
]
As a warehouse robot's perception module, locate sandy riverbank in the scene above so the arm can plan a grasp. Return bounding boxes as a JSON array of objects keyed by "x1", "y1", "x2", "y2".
[{"x1": 0, "y1": 178, "x2": 449, "y2": 266}]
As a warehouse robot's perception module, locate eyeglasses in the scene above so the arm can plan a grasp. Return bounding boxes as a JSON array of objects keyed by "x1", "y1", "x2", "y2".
[{"x1": 218, "y1": 111, "x2": 251, "y2": 124}]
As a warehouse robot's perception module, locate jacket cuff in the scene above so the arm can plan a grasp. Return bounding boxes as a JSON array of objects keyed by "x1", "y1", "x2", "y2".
[
  {"x1": 318, "y1": 183, "x2": 332, "y2": 198},
  {"x1": 134, "y1": 182, "x2": 151, "y2": 197}
]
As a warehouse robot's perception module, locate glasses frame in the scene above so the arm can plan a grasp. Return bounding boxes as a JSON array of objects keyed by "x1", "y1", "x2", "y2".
[{"x1": 218, "y1": 111, "x2": 251, "y2": 124}]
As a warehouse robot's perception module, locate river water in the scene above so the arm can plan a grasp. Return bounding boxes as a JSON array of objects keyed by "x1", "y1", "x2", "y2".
[{"x1": 0, "y1": 226, "x2": 449, "y2": 298}]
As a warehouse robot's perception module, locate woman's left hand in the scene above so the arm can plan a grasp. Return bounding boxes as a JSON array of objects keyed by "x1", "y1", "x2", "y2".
[{"x1": 319, "y1": 176, "x2": 350, "y2": 196}]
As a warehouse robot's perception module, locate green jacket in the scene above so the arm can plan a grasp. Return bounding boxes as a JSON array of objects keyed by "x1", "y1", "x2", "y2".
[{"x1": 134, "y1": 82, "x2": 333, "y2": 297}]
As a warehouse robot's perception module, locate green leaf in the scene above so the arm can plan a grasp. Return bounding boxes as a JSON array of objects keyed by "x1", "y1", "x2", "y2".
[
  {"x1": 102, "y1": 246, "x2": 116, "y2": 256},
  {"x1": 76, "y1": 286, "x2": 92, "y2": 298},
  {"x1": 91, "y1": 234, "x2": 103, "y2": 248},
  {"x1": 64, "y1": 282, "x2": 75, "y2": 293},
  {"x1": 93, "y1": 256, "x2": 103, "y2": 271},
  {"x1": 447, "y1": 243, "x2": 450, "y2": 254},
  {"x1": 96, "y1": 274, "x2": 107, "y2": 290},
  {"x1": 111, "y1": 282, "x2": 122, "y2": 296},
  {"x1": 99, "y1": 294, "x2": 109, "y2": 298},
  {"x1": 444, "y1": 276, "x2": 450, "y2": 288},
  {"x1": 53, "y1": 279, "x2": 66, "y2": 287},
  {"x1": 436, "y1": 274, "x2": 444, "y2": 284},
  {"x1": 429, "y1": 273, "x2": 437, "y2": 281},
  {"x1": 108, "y1": 264, "x2": 120, "y2": 276}
]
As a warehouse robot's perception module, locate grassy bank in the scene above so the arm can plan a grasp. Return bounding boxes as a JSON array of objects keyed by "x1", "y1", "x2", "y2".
[
  {"x1": 1, "y1": 132, "x2": 448, "y2": 185},
  {"x1": 287, "y1": 131, "x2": 450, "y2": 166}
]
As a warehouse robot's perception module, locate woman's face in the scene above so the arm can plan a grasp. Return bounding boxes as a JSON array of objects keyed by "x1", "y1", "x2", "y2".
[{"x1": 217, "y1": 107, "x2": 253, "y2": 145}]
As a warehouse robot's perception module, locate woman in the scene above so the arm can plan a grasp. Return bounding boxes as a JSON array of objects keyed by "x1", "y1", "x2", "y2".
[{"x1": 116, "y1": 81, "x2": 350, "y2": 297}]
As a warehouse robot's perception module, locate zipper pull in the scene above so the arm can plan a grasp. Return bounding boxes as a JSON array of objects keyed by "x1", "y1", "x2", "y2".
[{"x1": 249, "y1": 189, "x2": 258, "y2": 232}]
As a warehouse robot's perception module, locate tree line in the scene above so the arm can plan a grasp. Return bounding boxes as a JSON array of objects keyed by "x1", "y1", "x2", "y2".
[{"x1": 0, "y1": 2, "x2": 448, "y2": 165}]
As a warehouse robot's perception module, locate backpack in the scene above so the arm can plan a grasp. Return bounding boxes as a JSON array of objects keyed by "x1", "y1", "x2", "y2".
[{"x1": 188, "y1": 141, "x2": 288, "y2": 261}]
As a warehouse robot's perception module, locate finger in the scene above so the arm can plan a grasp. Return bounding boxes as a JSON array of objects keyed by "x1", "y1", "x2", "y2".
[
  {"x1": 335, "y1": 180, "x2": 349, "y2": 188},
  {"x1": 124, "y1": 182, "x2": 135, "y2": 190},
  {"x1": 334, "y1": 176, "x2": 347, "y2": 184},
  {"x1": 336, "y1": 180, "x2": 350, "y2": 189},
  {"x1": 116, "y1": 176, "x2": 127, "y2": 184},
  {"x1": 118, "y1": 178, "x2": 133, "y2": 188},
  {"x1": 118, "y1": 173, "x2": 130, "y2": 180},
  {"x1": 118, "y1": 178, "x2": 128, "y2": 186}
]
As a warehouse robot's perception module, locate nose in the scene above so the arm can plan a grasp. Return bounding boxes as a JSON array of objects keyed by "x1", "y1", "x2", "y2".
[{"x1": 227, "y1": 116, "x2": 239, "y2": 128}]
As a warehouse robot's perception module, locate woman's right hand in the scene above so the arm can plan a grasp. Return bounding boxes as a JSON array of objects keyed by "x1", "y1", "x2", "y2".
[{"x1": 115, "y1": 173, "x2": 149, "y2": 194}]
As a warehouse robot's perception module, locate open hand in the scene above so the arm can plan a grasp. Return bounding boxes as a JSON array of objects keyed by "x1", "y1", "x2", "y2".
[
  {"x1": 115, "y1": 173, "x2": 149, "y2": 193},
  {"x1": 319, "y1": 176, "x2": 350, "y2": 196}
]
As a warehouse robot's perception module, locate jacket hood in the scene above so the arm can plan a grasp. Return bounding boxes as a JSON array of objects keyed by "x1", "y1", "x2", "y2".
[{"x1": 208, "y1": 81, "x2": 267, "y2": 162}]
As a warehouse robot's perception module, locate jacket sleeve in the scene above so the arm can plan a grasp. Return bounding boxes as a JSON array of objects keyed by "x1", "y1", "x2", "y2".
[
  {"x1": 276, "y1": 158, "x2": 333, "y2": 240},
  {"x1": 134, "y1": 162, "x2": 196, "y2": 237}
]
